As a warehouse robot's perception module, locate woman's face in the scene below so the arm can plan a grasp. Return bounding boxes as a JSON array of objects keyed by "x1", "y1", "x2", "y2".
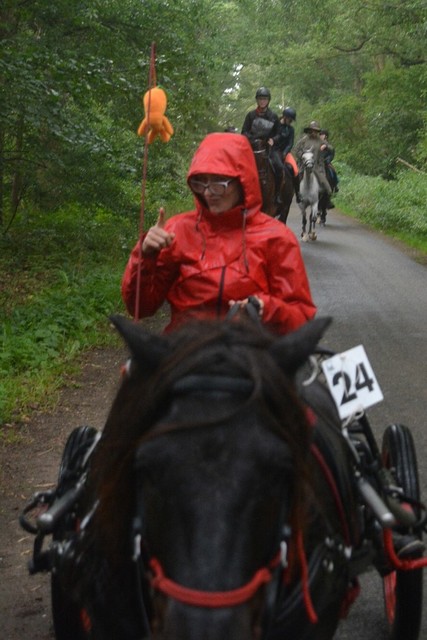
[
  {"x1": 256, "y1": 97, "x2": 269, "y2": 112},
  {"x1": 189, "y1": 174, "x2": 244, "y2": 214}
]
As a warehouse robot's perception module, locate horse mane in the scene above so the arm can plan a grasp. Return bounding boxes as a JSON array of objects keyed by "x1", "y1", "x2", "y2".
[{"x1": 86, "y1": 319, "x2": 313, "y2": 567}]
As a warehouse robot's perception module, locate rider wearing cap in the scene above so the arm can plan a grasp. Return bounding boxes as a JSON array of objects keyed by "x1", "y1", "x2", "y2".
[
  {"x1": 294, "y1": 120, "x2": 334, "y2": 208},
  {"x1": 272, "y1": 107, "x2": 301, "y2": 202}
]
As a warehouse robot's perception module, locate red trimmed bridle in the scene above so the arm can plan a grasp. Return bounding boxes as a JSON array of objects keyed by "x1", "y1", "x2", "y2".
[
  {"x1": 141, "y1": 528, "x2": 319, "y2": 625},
  {"x1": 149, "y1": 554, "x2": 281, "y2": 609},
  {"x1": 129, "y1": 367, "x2": 350, "y2": 633}
]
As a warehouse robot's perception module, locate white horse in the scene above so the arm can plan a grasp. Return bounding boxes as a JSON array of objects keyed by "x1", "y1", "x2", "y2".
[{"x1": 298, "y1": 149, "x2": 320, "y2": 241}]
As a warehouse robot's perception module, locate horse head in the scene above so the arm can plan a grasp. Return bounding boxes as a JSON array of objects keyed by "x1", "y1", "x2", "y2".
[
  {"x1": 301, "y1": 148, "x2": 315, "y2": 170},
  {"x1": 80, "y1": 315, "x2": 356, "y2": 640}
]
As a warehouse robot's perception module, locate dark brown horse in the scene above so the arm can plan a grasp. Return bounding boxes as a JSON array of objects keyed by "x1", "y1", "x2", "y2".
[
  {"x1": 252, "y1": 139, "x2": 294, "y2": 223},
  {"x1": 20, "y1": 314, "x2": 427, "y2": 640},
  {"x1": 55, "y1": 315, "x2": 368, "y2": 640},
  {"x1": 277, "y1": 161, "x2": 295, "y2": 224}
]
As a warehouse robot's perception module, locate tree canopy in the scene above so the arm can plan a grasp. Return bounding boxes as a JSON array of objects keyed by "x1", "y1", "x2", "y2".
[{"x1": 1, "y1": 0, "x2": 426, "y2": 226}]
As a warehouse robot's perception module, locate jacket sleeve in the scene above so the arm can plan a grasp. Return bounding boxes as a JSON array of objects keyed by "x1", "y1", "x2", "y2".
[
  {"x1": 241, "y1": 112, "x2": 254, "y2": 138},
  {"x1": 257, "y1": 229, "x2": 317, "y2": 333},
  {"x1": 121, "y1": 237, "x2": 179, "y2": 319},
  {"x1": 324, "y1": 143, "x2": 335, "y2": 164},
  {"x1": 272, "y1": 126, "x2": 285, "y2": 149},
  {"x1": 282, "y1": 127, "x2": 295, "y2": 157},
  {"x1": 270, "y1": 115, "x2": 280, "y2": 138}
]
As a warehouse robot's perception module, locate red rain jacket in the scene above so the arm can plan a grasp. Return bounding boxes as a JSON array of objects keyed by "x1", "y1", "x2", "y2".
[{"x1": 121, "y1": 133, "x2": 316, "y2": 334}]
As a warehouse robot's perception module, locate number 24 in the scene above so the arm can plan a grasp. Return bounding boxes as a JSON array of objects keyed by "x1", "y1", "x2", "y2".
[{"x1": 332, "y1": 362, "x2": 375, "y2": 405}]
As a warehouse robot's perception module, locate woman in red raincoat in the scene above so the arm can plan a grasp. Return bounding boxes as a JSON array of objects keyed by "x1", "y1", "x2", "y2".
[{"x1": 121, "y1": 132, "x2": 316, "y2": 335}]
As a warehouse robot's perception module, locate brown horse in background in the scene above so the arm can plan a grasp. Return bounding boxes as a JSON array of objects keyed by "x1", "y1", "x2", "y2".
[
  {"x1": 277, "y1": 161, "x2": 295, "y2": 225},
  {"x1": 252, "y1": 139, "x2": 294, "y2": 224}
]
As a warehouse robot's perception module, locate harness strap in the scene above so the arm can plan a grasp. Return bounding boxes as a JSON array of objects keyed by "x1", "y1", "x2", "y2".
[
  {"x1": 296, "y1": 531, "x2": 318, "y2": 625},
  {"x1": 149, "y1": 555, "x2": 280, "y2": 608},
  {"x1": 310, "y1": 443, "x2": 352, "y2": 545}
]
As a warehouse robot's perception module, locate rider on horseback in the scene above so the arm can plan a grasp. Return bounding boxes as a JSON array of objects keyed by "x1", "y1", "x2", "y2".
[
  {"x1": 272, "y1": 107, "x2": 301, "y2": 203},
  {"x1": 294, "y1": 121, "x2": 334, "y2": 210},
  {"x1": 241, "y1": 87, "x2": 279, "y2": 142},
  {"x1": 241, "y1": 87, "x2": 283, "y2": 203},
  {"x1": 320, "y1": 129, "x2": 339, "y2": 194}
]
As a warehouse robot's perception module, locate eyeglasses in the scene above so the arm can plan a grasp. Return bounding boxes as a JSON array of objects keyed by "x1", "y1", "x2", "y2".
[{"x1": 189, "y1": 178, "x2": 235, "y2": 196}]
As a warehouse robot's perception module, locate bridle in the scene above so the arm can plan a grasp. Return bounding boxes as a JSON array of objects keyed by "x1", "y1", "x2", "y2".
[
  {"x1": 130, "y1": 368, "x2": 322, "y2": 634},
  {"x1": 128, "y1": 304, "x2": 351, "y2": 634}
]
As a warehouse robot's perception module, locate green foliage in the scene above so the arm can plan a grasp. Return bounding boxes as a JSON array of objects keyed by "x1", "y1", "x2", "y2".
[
  {"x1": 1, "y1": 0, "x2": 426, "y2": 226},
  {"x1": 0, "y1": 178, "x2": 197, "y2": 427},
  {"x1": 0, "y1": 0, "x2": 240, "y2": 223},
  {"x1": 335, "y1": 163, "x2": 427, "y2": 241},
  {"x1": 226, "y1": 0, "x2": 427, "y2": 177},
  {"x1": 0, "y1": 204, "x2": 131, "y2": 424}
]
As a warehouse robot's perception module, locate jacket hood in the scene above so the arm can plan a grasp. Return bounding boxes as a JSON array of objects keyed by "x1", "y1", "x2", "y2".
[{"x1": 187, "y1": 133, "x2": 262, "y2": 214}]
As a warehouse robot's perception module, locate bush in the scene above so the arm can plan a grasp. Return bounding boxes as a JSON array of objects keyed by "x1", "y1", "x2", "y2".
[
  {"x1": 335, "y1": 163, "x2": 427, "y2": 240},
  {"x1": 0, "y1": 205, "x2": 132, "y2": 425}
]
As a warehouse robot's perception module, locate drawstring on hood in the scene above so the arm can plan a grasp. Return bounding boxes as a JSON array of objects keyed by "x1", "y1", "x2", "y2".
[{"x1": 242, "y1": 209, "x2": 249, "y2": 272}]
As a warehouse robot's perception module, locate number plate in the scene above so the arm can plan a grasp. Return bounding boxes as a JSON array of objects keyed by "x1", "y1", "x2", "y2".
[{"x1": 321, "y1": 345, "x2": 383, "y2": 419}]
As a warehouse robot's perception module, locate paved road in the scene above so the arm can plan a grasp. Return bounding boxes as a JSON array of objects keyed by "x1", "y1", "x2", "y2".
[{"x1": 287, "y1": 205, "x2": 427, "y2": 639}]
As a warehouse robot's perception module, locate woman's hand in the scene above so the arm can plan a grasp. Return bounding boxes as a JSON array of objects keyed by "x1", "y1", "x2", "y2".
[
  {"x1": 142, "y1": 207, "x2": 175, "y2": 256},
  {"x1": 228, "y1": 296, "x2": 264, "y2": 318}
]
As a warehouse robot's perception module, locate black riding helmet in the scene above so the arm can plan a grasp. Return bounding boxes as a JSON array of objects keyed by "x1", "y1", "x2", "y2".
[
  {"x1": 255, "y1": 87, "x2": 271, "y2": 100},
  {"x1": 282, "y1": 107, "x2": 296, "y2": 121}
]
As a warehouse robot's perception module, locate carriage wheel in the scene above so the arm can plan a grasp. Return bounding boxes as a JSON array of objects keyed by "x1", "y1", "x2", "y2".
[
  {"x1": 381, "y1": 424, "x2": 423, "y2": 640},
  {"x1": 51, "y1": 426, "x2": 98, "y2": 640}
]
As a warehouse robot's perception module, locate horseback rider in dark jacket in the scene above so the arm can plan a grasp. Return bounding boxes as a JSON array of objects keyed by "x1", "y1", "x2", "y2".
[
  {"x1": 241, "y1": 87, "x2": 280, "y2": 142},
  {"x1": 272, "y1": 107, "x2": 295, "y2": 157},
  {"x1": 241, "y1": 87, "x2": 283, "y2": 203},
  {"x1": 272, "y1": 107, "x2": 301, "y2": 202},
  {"x1": 320, "y1": 129, "x2": 339, "y2": 193}
]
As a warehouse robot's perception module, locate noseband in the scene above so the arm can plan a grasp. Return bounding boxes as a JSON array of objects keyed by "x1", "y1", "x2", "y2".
[{"x1": 148, "y1": 554, "x2": 283, "y2": 608}]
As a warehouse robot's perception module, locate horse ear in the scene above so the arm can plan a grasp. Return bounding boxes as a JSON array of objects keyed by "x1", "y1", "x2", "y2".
[
  {"x1": 269, "y1": 317, "x2": 332, "y2": 377},
  {"x1": 110, "y1": 315, "x2": 169, "y2": 374}
]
